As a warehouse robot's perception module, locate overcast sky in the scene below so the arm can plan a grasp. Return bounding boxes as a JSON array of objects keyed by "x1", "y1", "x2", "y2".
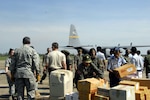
[{"x1": 0, "y1": 0, "x2": 150, "y2": 54}]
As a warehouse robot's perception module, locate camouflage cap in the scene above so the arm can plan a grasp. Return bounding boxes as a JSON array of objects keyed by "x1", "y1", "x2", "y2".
[{"x1": 83, "y1": 54, "x2": 92, "y2": 63}]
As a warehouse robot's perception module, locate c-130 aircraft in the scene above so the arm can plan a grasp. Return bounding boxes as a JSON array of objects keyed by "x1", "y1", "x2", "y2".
[{"x1": 65, "y1": 24, "x2": 150, "y2": 55}]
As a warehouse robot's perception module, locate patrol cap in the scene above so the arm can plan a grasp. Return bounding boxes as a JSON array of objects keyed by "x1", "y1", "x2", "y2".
[
  {"x1": 83, "y1": 54, "x2": 92, "y2": 63},
  {"x1": 23, "y1": 36, "x2": 30, "y2": 44}
]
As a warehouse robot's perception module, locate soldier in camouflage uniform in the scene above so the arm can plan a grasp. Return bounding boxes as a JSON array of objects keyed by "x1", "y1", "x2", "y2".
[
  {"x1": 74, "y1": 49, "x2": 84, "y2": 70},
  {"x1": 74, "y1": 54, "x2": 104, "y2": 88},
  {"x1": 10, "y1": 37, "x2": 40, "y2": 100},
  {"x1": 40, "y1": 48, "x2": 51, "y2": 84},
  {"x1": 89, "y1": 48, "x2": 104, "y2": 77},
  {"x1": 5, "y1": 48, "x2": 16, "y2": 98},
  {"x1": 144, "y1": 50, "x2": 150, "y2": 78}
]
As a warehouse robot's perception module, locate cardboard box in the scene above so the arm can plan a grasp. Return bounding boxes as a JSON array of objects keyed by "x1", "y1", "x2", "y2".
[
  {"x1": 119, "y1": 80, "x2": 140, "y2": 91},
  {"x1": 145, "y1": 90, "x2": 150, "y2": 100},
  {"x1": 114, "y1": 64, "x2": 136, "y2": 78},
  {"x1": 94, "y1": 94, "x2": 109, "y2": 100},
  {"x1": 135, "y1": 90, "x2": 145, "y2": 100},
  {"x1": 110, "y1": 85, "x2": 135, "y2": 100},
  {"x1": 139, "y1": 86, "x2": 148, "y2": 91},
  {"x1": 98, "y1": 78, "x2": 109, "y2": 88},
  {"x1": 78, "y1": 78, "x2": 101, "y2": 93},
  {"x1": 131, "y1": 78, "x2": 150, "y2": 89},
  {"x1": 97, "y1": 87, "x2": 110, "y2": 97},
  {"x1": 79, "y1": 92, "x2": 95, "y2": 100}
]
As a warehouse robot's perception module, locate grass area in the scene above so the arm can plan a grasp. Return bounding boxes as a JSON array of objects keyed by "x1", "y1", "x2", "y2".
[{"x1": 0, "y1": 56, "x2": 7, "y2": 60}]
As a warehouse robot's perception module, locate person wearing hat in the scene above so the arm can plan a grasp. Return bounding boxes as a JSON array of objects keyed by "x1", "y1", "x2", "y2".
[
  {"x1": 107, "y1": 47, "x2": 127, "y2": 87},
  {"x1": 74, "y1": 54, "x2": 104, "y2": 88},
  {"x1": 10, "y1": 36, "x2": 40, "y2": 100}
]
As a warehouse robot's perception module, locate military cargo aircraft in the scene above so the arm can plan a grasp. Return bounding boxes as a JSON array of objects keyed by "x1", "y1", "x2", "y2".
[{"x1": 65, "y1": 24, "x2": 150, "y2": 55}]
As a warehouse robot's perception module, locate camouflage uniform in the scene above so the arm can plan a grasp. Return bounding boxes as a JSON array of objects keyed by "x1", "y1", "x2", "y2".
[
  {"x1": 5, "y1": 57, "x2": 15, "y2": 96},
  {"x1": 74, "y1": 54, "x2": 103, "y2": 88},
  {"x1": 10, "y1": 44, "x2": 40, "y2": 100}
]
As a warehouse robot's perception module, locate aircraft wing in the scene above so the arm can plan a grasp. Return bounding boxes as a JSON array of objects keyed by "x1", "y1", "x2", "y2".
[{"x1": 63, "y1": 24, "x2": 150, "y2": 54}]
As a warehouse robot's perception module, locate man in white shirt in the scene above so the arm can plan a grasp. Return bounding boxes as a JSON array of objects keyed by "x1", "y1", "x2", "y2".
[
  {"x1": 130, "y1": 47, "x2": 143, "y2": 78},
  {"x1": 96, "y1": 46, "x2": 106, "y2": 71}
]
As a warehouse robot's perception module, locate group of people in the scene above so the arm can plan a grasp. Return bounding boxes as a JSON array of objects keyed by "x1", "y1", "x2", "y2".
[{"x1": 4, "y1": 36, "x2": 150, "y2": 100}]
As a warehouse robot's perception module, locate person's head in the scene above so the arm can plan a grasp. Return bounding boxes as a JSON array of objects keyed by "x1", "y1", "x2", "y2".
[
  {"x1": 114, "y1": 47, "x2": 121, "y2": 58},
  {"x1": 131, "y1": 47, "x2": 137, "y2": 55},
  {"x1": 110, "y1": 48, "x2": 114, "y2": 55},
  {"x1": 8, "y1": 48, "x2": 14, "y2": 56},
  {"x1": 124, "y1": 49, "x2": 130, "y2": 56},
  {"x1": 97, "y1": 46, "x2": 102, "y2": 52},
  {"x1": 82, "y1": 54, "x2": 92, "y2": 67},
  {"x1": 77, "y1": 49, "x2": 82, "y2": 54},
  {"x1": 137, "y1": 50, "x2": 141, "y2": 55},
  {"x1": 47, "y1": 48, "x2": 51, "y2": 53},
  {"x1": 147, "y1": 50, "x2": 150, "y2": 55},
  {"x1": 89, "y1": 48, "x2": 96, "y2": 57},
  {"x1": 51, "y1": 42, "x2": 59, "y2": 50},
  {"x1": 23, "y1": 36, "x2": 30, "y2": 44}
]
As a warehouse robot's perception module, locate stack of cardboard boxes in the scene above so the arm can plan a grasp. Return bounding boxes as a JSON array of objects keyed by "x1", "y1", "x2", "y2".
[
  {"x1": 65, "y1": 64, "x2": 150, "y2": 100},
  {"x1": 77, "y1": 78, "x2": 109, "y2": 100}
]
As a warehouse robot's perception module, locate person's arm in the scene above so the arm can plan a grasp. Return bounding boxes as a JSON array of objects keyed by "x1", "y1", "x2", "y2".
[
  {"x1": 91, "y1": 63, "x2": 104, "y2": 79},
  {"x1": 61, "y1": 61, "x2": 67, "y2": 70},
  {"x1": 107, "y1": 59, "x2": 113, "y2": 73},
  {"x1": 61, "y1": 54, "x2": 67, "y2": 69},
  {"x1": 5, "y1": 59, "x2": 9, "y2": 73}
]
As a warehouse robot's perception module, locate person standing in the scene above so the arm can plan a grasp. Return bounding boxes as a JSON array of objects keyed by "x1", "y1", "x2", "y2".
[
  {"x1": 5, "y1": 48, "x2": 15, "y2": 99},
  {"x1": 46, "y1": 42, "x2": 66, "y2": 74},
  {"x1": 144, "y1": 50, "x2": 150, "y2": 78},
  {"x1": 130, "y1": 47, "x2": 143, "y2": 78},
  {"x1": 30, "y1": 46, "x2": 41, "y2": 98},
  {"x1": 107, "y1": 47, "x2": 127, "y2": 87},
  {"x1": 10, "y1": 36, "x2": 40, "y2": 100},
  {"x1": 96, "y1": 46, "x2": 107, "y2": 70},
  {"x1": 74, "y1": 49, "x2": 84, "y2": 71},
  {"x1": 61, "y1": 50, "x2": 73, "y2": 71},
  {"x1": 40, "y1": 48, "x2": 51, "y2": 84},
  {"x1": 123, "y1": 49, "x2": 132, "y2": 63},
  {"x1": 89, "y1": 48, "x2": 104, "y2": 77}
]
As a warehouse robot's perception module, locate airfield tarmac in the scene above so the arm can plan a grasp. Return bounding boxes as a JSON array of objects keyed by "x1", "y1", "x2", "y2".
[
  {"x1": 0, "y1": 60, "x2": 146, "y2": 100},
  {"x1": 0, "y1": 60, "x2": 50, "y2": 100}
]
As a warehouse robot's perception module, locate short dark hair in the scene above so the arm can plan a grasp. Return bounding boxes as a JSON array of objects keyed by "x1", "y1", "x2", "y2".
[
  {"x1": 147, "y1": 50, "x2": 150, "y2": 54},
  {"x1": 52, "y1": 42, "x2": 58, "y2": 49},
  {"x1": 131, "y1": 47, "x2": 137, "y2": 53},
  {"x1": 23, "y1": 36, "x2": 30, "y2": 44},
  {"x1": 97, "y1": 46, "x2": 102, "y2": 51},
  {"x1": 9, "y1": 48, "x2": 14, "y2": 54}
]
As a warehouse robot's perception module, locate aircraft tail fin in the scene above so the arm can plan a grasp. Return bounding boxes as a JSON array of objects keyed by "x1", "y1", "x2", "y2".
[{"x1": 68, "y1": 24, "x2": 81, "y2": 47}]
